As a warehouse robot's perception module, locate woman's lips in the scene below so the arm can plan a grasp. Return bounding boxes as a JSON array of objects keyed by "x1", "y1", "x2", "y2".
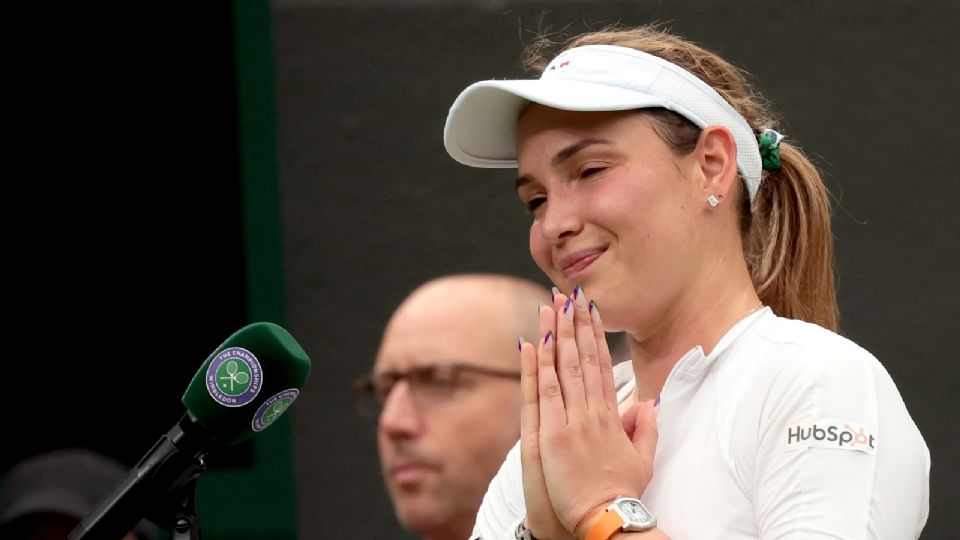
[{"x1": 558, "y1": 247, "x2": 607, "y2": 280}]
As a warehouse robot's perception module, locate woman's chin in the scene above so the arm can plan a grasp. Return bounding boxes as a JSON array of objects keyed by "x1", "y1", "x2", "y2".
[{"x1": 598, "y1": 310, "x2": 629, "y2": 333}]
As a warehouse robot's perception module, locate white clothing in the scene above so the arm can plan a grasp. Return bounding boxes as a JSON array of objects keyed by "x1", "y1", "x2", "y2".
[{"x1": 471, "y1": 308, "x2": 930, "y2": 539}]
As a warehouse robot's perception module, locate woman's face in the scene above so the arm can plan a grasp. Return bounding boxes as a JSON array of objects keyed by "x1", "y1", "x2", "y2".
[{"x1": 515, "y1": 106, "x2": 710, "y2": 333}]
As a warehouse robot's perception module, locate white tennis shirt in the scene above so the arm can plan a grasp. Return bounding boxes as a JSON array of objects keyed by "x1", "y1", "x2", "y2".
[{"x1": 471, "y1": 308, "x2": 930, "y2": 539}]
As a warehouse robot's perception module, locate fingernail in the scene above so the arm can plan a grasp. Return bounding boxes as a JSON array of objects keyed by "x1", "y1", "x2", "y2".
[
  {"x1": 518, "y1": 337, "x2": 525, "y2": 351},
  {"x1": 563, "y1": 298, "x2": 574, "y2": 322},
  {"x1": 573, "y1": 284, "x2": 588, "y2": 308},
  {"x1": 654, "y1": 394, "x2": 661, "y2": 407},
  {"x1": 537, "y1": 302, "x2": 545, "y2": 315},
  {"x1": 551, "y1": 286, "x2": 559, "y2": 301},
  {"x1": 543, "y1": 329, "x2": 553, "y2": 345},
  {"x1": 589, "y1": 300, "x2": 601, "y2": 323}
]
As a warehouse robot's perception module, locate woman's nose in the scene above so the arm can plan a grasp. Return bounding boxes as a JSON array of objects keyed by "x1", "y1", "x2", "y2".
[{"x1": 539, "y1": 193, "x2": 583, "y2": 244}]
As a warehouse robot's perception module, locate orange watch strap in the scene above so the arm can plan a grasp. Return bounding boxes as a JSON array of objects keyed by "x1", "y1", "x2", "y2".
[{"x1": 585, "y1": 509, "x2": 623, "y2": 540}]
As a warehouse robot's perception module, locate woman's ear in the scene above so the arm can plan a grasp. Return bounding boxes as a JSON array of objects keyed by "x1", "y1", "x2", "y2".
[{"x1": 696, "y1": 125, "x2": 739, "y2": 205}]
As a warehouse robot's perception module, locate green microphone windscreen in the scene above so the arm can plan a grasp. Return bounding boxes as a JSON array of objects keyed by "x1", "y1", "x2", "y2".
[{"x1": 182, "y1": 322, "x2": 311, "y2": 445}]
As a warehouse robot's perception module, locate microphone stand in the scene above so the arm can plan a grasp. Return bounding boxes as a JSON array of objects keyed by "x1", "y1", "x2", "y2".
[
  {"x1": 69, "y1": 413, "x2": 213, "y2": 540},
  {"x1": 171, "y1": 477, "x2": 202, "y2": 540}
]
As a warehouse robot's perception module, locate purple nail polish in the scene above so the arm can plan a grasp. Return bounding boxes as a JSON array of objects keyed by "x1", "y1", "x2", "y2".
[
  {"x1": 518, "y1": 338, "x2": 524, "y2": 351},
  {"x1": 573, "y1": 284, "x2": 581, "y2": 300},
  {"x1": 563, "y1": 298, "x2": 572, "y2": 314},
  {"x1": 543, "y1": 329, "x2": 553, "y2": 344},
  {"x1": 589, "y1": 300, "x2": 597, "y2": 314},
  {"x1": 654, "y1": 394, "x2": 661, "y2": 407}
]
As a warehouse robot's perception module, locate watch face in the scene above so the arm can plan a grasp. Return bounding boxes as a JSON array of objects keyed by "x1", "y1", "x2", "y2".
[{"x1": 613, "y1": 497, "x2": 656, "y2": 530}]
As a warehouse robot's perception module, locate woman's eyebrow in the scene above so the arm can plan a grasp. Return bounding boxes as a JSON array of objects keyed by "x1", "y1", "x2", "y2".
[
  {"x1": 516, "y1": 174, "x2": 534, "y2": 191},
  {"x1": 552, "y1": 138, "x2": 613, "y2": 166}
]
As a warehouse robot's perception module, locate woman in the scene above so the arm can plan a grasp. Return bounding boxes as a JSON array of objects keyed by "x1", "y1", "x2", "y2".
[{"x1": 442, "y1": 26, "x2": 929, "y2": 539}]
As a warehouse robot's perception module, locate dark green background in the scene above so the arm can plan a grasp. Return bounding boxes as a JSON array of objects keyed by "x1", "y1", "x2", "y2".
[{"x1": 3, "y1": 1, "x2": 957, "y2": 539}]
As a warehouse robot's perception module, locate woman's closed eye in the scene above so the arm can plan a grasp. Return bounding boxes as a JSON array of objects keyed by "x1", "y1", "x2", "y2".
[
  {"x1": 579, "y1": 164, "x2": 610, "y2": 178},
  {"x1": 525, "y1": 196, "x2": 546, "y2": 213}
]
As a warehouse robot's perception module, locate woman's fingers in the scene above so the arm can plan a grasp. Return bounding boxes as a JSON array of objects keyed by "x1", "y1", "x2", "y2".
[
  {"x1": 520, "y1": 338, "x2": 540, "y2": 448},
  {"x1": 621, "y1": 399, "x2": 659, "y2": 487},
  {"x1": 537, "y1": 303, "x2": 566, "y2": 425},
  {"x1": 570, "y1": 285, "x2": 605, "y2": 413},
  {"x1": 521, "y1": 308, "x2": 574, "y2": 539},
  {"x1": 589, "y1": 300, "x2": 618, "y2": 410},
  {"x1": 520, "y1": 338, "x2": 552, "y2": 536},
  {"x1": 545, "y1": 286, "x2": 617, "y2": 417},
  {"x1": 554, "y1": 295, "x2": 587, "y2": 414}
]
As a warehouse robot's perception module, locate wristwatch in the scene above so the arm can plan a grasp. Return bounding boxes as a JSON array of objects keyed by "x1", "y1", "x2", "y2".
[
  {"x1": 514, "y1": 519, "x2": 539, "y2": 540},
  {"x1": 585, "y1": 496, "x2": 657, "y2": 540}
]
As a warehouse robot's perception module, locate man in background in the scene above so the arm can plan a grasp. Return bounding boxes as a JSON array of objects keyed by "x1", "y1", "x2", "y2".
[{"x1": 359, "y1": 274, "x2": 550, "y2": 540}]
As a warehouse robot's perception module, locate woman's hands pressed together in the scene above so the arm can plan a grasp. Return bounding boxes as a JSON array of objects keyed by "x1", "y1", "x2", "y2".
[{"x1": 519, "y1": 286, "x2": 660, "y2": 539}]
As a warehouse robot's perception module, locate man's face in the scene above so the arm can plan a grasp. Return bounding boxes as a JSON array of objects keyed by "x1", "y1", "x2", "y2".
[{"x1": 375, "y1": 290, "x2": 521, "y2": 538}]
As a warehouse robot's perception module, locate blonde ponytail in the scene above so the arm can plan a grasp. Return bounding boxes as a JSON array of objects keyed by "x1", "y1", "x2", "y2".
[{"x1": 748, "y1": 143, "x2": 838, "y2": 330}]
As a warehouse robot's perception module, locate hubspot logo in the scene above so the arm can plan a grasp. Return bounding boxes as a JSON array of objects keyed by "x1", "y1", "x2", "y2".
[
  {"x1": 785, "y1": 419, "x2": 877, "y2": 455},
  {"x1": 206, "y1": 347, "x2": 262, "y2": 407}
]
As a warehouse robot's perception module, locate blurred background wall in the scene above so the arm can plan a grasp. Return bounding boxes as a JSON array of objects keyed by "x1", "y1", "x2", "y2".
[{"x1": 4, "y1": 0, "x2": 957, "y2": 539}]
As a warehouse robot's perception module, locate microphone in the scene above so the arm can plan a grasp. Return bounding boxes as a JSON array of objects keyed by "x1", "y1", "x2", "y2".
[{"x1": 69, "y1": 322, "x2": 311, "y2": 540}]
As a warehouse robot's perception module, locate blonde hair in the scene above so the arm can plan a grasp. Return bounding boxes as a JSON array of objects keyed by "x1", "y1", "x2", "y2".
[{"x1": 523, "y1": 25, "x2": 838, "y2": 331}]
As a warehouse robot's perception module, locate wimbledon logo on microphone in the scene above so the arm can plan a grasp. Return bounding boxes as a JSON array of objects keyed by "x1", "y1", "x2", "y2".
[
  {"x1": 252, "y1": 389, "x2": 299, "y2": 432},
  {"x1": 206, "y1": 347, "x2": 263, "y2": 407}
]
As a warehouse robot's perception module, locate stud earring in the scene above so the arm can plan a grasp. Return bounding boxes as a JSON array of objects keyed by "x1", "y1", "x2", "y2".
[{"x1": 707, "y1": 194, "x2": 722, "y2": 207}]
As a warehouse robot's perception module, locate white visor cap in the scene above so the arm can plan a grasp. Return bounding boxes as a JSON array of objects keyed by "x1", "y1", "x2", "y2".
[{"x1": 443, "y1": 45, "x2": 764, "y2": 201}]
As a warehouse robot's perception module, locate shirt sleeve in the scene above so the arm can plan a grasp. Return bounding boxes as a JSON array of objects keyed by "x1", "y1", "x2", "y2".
[
  {"x1": 752, "y1": 338, "x2": 929, "y2": 539},
  {"x1": 470, "y1": 441, "x2": 526, "y2": 540}
]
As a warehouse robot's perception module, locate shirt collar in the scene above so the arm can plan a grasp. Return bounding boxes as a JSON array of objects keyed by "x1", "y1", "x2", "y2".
[{"x1": 668, "y1": 306, "x2": 772, "y2": 382}]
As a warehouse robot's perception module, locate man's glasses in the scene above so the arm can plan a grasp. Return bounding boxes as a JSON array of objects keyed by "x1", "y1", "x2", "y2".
[{"x1": 352, "y1": 363, "x2": 521, "y2": 420}]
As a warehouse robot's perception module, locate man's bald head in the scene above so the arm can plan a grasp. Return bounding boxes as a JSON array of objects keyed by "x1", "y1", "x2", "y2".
[
  {"x1": 383, "y1": 274, "x2": 550, "y2": 364},
  {"x1": 374, "y1": 274, "x2": 550, "y2": 540}
]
